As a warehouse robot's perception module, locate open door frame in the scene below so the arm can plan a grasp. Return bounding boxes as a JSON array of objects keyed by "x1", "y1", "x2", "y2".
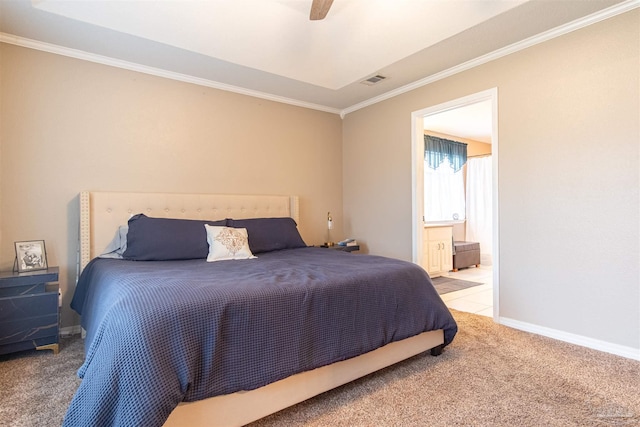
[{"x1": 411, "y1": 88, "x2": 500, "y2": 321}]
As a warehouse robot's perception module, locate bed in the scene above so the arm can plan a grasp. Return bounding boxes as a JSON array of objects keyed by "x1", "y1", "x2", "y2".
[{"x1": 64, "y1": 191, "x2": 458, "y2": 427}]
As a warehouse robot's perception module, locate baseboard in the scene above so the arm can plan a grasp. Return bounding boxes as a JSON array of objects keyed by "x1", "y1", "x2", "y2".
[
  {"x1": 60, "y1": 325, "x2": 83, "y2": 337},
  {"x1": 499, "y1": 317, "x2": 640, "y2": 361}
]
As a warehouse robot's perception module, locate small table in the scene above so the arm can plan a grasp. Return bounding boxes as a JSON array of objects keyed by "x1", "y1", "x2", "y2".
[{"x1": 0, "y1": 267, "x2": 59, "y2": 355}]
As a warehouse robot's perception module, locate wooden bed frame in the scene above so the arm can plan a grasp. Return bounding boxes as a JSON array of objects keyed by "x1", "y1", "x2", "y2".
[{"x1": 78, "y1": 191, "x2": 445, "y2": 427}]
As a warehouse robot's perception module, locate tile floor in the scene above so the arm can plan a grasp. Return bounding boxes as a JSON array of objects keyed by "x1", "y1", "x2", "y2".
[{"x1": 439, "y1": 264, "x2": 494, "y2": 317}]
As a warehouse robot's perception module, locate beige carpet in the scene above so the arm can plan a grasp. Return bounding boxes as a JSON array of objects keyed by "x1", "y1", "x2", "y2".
[
  {"x1": 0, "y1": 335, "x2": 83, "y2": 427},
  {"x1": 1, "y1": 310, "x2": 638, "y2": 427},
  {"x1": 250, "y1": 310, "x2": 640, "y2": 427}
]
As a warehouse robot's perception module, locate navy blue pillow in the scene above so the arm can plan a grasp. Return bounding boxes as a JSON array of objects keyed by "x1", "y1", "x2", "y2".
[
  {"x1": 123, "y1": 214, "x2": 227, "y2": 261},
  {"x1": 227, "y1": 217, "x2": 306, "y2": 254}
]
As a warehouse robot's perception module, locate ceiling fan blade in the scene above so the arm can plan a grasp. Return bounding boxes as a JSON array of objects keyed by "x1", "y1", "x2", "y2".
[{"x1": 310, "y1": 0, "x2": 334, "y2": 20}]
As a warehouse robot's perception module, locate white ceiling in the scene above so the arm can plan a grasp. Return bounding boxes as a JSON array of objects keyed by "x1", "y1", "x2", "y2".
[
  {"x1": 28, "y1": 0, "x2": 527, "y2": 90},
  {"x1": 424, "y1": 100, "x2": 493, "y2": 144},
  {"x1": 0, "y1": 0, "x2": 632, "y2": 118}
]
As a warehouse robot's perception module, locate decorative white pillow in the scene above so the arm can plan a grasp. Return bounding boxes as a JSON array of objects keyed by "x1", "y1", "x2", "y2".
[{"x1": 205, "y1": 224, "x2": 257, "y2": 262}]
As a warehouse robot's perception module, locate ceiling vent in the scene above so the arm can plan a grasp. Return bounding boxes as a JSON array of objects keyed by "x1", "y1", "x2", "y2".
[{"x1": 360, "y1": 74, "x2": 387, "y2": 86}]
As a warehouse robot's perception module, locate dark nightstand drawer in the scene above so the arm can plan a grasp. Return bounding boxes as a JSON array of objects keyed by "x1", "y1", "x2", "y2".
[
  {"x1": 0, "y1": 283, "x2": 47, "y2": 298},
  {"x1": 0, "y1": 313, "x2": 58, "y2": 346},
  {"x1": 0, "y1": 267, "x2": 59, "y2": 355},
  {"x1": 0, "y1": 269, "x2": 58, "y2": 294},
  {"x1": 0, "y1": 292, "x2": 58, "y2": 322}
]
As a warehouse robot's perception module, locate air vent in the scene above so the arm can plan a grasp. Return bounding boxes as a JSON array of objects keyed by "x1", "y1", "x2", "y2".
[{"x1": 360, "y1": 74, "x2": 387, "y2": 86}]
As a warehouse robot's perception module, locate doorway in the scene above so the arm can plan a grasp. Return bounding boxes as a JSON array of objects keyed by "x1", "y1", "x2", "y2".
[{"x1": 411, "y1": 88, "x2": 499, "y2": 321}]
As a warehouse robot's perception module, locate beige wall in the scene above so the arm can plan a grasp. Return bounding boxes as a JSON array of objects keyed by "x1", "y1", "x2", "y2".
[
  {"x1": 0, "y1": 44, "x2": 343, "y2": 328},
  {"x1": 343, "y1": 11, "x2": 639, "y2": 350}
]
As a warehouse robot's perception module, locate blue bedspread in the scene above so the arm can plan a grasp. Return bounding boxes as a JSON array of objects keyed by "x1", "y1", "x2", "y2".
[{"x1": 63, "y1": 247, "x2": 457, "y2": 427}]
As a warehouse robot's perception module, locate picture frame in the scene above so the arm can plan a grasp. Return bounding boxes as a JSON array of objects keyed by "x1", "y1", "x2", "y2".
[{"x1": 14, "y1": 240, "x2": 48, "y2": 273}]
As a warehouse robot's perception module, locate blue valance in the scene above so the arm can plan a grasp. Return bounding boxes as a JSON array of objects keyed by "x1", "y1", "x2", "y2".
[{"x1": 424, "y1": 135, "x2": 468, "y2": 172}]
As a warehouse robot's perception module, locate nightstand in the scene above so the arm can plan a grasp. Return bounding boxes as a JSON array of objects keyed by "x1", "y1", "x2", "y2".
[
  {"x1": 0, "y1": 267, "x2": 59, "y2": 355},
  {"x1": 318, "y1": 244, "x2": 360, "y2": 253}
]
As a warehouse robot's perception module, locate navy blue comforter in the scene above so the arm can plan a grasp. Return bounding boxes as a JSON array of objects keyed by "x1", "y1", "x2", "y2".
[{"x1": 64, "y1": 247, "x2": 457, "y2": 427}]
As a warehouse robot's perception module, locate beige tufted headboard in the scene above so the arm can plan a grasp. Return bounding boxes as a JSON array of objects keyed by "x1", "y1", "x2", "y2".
[{"x1": 78, "y1": 191, "x2": 300, "y2": 271}]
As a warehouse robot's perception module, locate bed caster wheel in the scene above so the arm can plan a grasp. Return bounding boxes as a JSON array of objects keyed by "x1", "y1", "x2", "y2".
[{"x1": 430, "y1": 345, "x2": 444, "y2": 356}]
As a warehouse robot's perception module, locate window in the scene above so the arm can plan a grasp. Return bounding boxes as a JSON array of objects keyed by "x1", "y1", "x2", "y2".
[
  {"x1": 424, "y1": 135, "x2": 467, "y2": 222},
  {"x1": 424, "y1": 158, "x2": 466, "y2": 222}
]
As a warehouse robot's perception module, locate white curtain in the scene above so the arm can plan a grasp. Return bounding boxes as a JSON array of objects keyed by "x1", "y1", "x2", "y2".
[
  {"x1": 424, "y1": 159, "x2": 466, "y2": 222},
  {"x1": 465, "y1": 156, "x2": 492, "y2": 265}
]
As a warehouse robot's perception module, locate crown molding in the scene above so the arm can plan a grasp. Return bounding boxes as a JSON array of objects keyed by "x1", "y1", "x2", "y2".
[
  {"x1": 0, "y1": 32, "x2": 342, "y2": 116},
  {"x1": 340, "y1": 0, "x2": 640, "y2": 117}
]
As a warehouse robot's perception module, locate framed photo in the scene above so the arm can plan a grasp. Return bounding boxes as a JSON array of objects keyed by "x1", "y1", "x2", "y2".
[{"x1": 14, "y1": 240, "x2": 48, "y2": 273}]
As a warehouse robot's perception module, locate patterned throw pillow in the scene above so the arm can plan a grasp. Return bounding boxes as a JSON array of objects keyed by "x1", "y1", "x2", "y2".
[{"x1": 205, "y1": 224, "x2": 257, "y2": 262}]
